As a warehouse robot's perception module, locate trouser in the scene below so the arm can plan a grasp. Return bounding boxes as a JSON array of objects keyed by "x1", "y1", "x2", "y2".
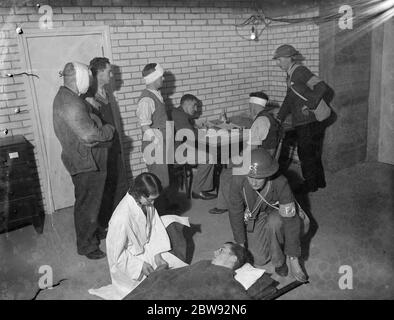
[
  {"x1": 166, "y1": 222, "x2": 187, "y2": 263},
  {"x1": 71, "y1": 170, "x2": 107, "y2": 255},
  {"x1": 146, "y1": 162, "x2": 174, "y2": 215},
  {"x1": 295, "y1": 121, "x2": 326, "y2": 189},
  {"x1": 216, "y1": 166, "x2": 232, "y2": 210},
  {"x1": 142, "y1": 139, "x2": 173, "y2": 215},
  {"x1": 247, "y1": 210, "x2": 301, "y2": 267},
  {"x1": 98, "y1": 150, "x2": 129, "y2": 229},
  {"x1": 191, "y1": 164, "x2": 215, "y2": 194}
]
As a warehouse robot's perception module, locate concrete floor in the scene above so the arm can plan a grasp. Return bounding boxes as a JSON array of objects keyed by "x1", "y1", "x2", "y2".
[{"x1": 0, "y1": 161, "x2": 393, "y2": 300}]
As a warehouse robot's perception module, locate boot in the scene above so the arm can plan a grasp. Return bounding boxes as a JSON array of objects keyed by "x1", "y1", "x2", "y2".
[{"x1": 289, "y1": 256, "x2": 308, "y2": 283}]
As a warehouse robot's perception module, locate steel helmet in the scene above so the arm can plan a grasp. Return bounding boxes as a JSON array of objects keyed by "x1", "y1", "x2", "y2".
[
  {"x1": 248, "y1": 148, "x2": 279, "y2": 179},
  {"x1": 272, "y1": 44, "x2": 304, "y2": 60}
]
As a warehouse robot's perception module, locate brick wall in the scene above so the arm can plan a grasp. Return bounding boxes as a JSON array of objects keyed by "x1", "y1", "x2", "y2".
[{"x1": 0, "y1": 1, "x2": 319, "y2": 213}]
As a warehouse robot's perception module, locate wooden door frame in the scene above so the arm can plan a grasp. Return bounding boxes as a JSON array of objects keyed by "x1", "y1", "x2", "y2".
[{"x1": 18, "y1": 26, "x2": 113, "y2": 214}]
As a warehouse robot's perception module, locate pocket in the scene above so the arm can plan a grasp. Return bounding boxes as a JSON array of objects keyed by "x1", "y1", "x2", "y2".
[{"x1": 77, "y1": 141, "x2": 88, "y2": 158}]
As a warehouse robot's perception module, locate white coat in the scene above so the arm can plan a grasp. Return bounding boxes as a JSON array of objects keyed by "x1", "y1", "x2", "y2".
[{"x1": 89, "y1": 193, "x2": 188, "y2": 300}]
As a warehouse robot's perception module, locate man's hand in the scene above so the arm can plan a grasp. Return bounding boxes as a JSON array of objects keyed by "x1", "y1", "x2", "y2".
[
  {"x1": 155, "y1": 264, "x2": 169, "y2": 272},
  {"x1": 84, "y1": 141, "x2": 100, "y2": 147},
  {"x1": 301, "y1": 106, "x2": 310, "y2": 116},
  {"x1": 139, "y1": 262, "x2": 154, "y2": 280},
  {"x1": 85, "y1": 97, "x2": 100, "y2": 109},
  {"x1": 273, "y1": 113, "x2": 282, "y2": 124},
  {"x1": 154, "y1": 254, "x2": 169, "y2": 270}
]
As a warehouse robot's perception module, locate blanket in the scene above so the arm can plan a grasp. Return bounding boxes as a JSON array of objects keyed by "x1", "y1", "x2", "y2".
[{"x1": 124, "y1": 260, "x2": 251, "y2": 300}]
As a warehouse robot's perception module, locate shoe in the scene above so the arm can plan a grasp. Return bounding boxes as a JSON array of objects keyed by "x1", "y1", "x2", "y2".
[
  {"x1": 192, "y1": 191, "x2": 217, "y2": 200},
  {"x1": 317, "y1": 180, "x2": 326, "y2": 189},
  {"x1": 289, "y1": 257, "x2": 308, "y2": 283},
  {"x1": 293, "y1": 182, "x2": 317, "y2": 194},
  {"x1": 209, "y1": 207, "x2": 228, "y2": 214},
  {"x1": 274, "y1": 262, "x2": 289, "y2": 277},
  {"x1": 85, "y1": 249, "x2": 106, "y2": 260}
]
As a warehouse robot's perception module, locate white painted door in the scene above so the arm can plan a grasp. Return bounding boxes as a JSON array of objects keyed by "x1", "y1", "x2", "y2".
[
  {"x1": 24, "y1": 31, "x2": 106, "y2": 211},
  {"x1": 379, "y1": 20, "x2": 394, "y2": 165}
]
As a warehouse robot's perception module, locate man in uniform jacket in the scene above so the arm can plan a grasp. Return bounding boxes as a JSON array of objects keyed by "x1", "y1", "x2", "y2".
[
  {"x1": 228, "y1": 148, "x2": 307, "y2": 282},
  {"x1": 273, "y1": 44, "x2": 329, "y2": 193}
]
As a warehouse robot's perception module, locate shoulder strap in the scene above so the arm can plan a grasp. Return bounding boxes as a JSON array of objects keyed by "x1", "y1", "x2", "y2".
[
  {"x1": 287, "y1": 63, "x2": 311, "y2": 102},
  {"x1": 242, "y1": 181, "x2": 271, "y2": 219},
  {"x1": 289, "y1": 86, "x2": 308, "y2": 101},
  {"x1": 256, "y1": 185, "x2": 279, "y2": 211},
  {"x1": 287, "y1": 63, "x2": 301, "y2": 84}
]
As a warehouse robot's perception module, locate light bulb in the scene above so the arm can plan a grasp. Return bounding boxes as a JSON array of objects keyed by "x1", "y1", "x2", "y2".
[{"x1": 250, "y1": 26, "x2": 256, "y2": 40}]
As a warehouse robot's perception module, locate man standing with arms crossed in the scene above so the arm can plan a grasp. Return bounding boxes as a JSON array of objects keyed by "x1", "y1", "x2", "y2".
[{"x1": 53, "y1": 62, "x2": 114, "y2": 259}]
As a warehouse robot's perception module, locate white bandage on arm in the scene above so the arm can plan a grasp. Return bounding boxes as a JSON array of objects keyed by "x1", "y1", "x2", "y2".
[
  {"x1": 306, "y1": 75, "x2": 323, "y2": 90},
  {"x1": 136, "y1": 97, "x2": 156, "y2": 127},
  {"x1": 279, "y1": 202, "x2": 296, "y2": 218},
  {"x1": 248, "y1": 117, "x2": 270, "y2": 146}
]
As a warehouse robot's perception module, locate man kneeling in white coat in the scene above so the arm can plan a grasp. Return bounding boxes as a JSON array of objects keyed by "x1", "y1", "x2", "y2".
[{"x1": 89, "y1": 172, "x2": 189, "y2": 300}]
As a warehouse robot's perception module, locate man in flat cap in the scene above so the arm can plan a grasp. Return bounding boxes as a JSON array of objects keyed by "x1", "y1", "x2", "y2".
[{"x1": 273, "y1": 44, "x2": 330, "y2": 193}]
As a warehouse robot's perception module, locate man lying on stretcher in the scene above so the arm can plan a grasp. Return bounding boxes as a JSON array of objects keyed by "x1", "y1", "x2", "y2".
[{"x1": 124, "y1": 242, "x2": 276, "y2": 300}]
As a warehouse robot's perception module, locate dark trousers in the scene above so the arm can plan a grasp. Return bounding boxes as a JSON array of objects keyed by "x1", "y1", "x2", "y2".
[
  {"x1": 295, "y1": 121, "x2": 326, "y2": 189},
  {"x1": 98, "y1": 151, "x2": 129, "y2": 229},
  {"x1": 247, "y1": 211, "x2": 301, "y2": 266},
  {"x1": 71, "y1": 171, "x2": 107, "y2": 255},
  {"x1": 192, "y1": 164, "x2": 215, "y2": 194},
  {"x1": 142, "y1": 139, "x2": 173, "y2": 215}
]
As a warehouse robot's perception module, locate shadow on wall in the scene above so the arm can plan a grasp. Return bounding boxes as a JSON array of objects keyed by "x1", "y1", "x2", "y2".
[
  {"x1": 162, "y1": 71, "x2": 176, "y2": 121},
  {"x1": 110, "y1": 64, "x2": 134, "y2": 184}
]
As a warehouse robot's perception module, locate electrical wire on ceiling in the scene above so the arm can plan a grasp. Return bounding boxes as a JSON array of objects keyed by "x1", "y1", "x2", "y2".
[{"x1": 235, "y1": 0, "x2": 394, "y2": 42}]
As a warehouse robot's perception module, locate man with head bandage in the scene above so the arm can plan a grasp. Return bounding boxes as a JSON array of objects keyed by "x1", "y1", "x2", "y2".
[
  {"x1": 247, "y1": 91, "x2": 281, "y2": 157},
  {"x1": 136, "y1": 63, "x2": 176, "y2": 215},
  {"x1": 53, "y1": 61, "x2": 115, "y2": 260},
  {"x1": 209, "y1": 91, "x2": 280, "y2": 216}
]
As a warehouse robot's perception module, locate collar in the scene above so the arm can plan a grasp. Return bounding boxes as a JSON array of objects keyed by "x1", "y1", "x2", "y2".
[
  {"x1": 95, "y1": 86, "x2": 109, "y2": 104},
  {"x1": 179, "y1": 106, "x2": 194, "y2": 119},
  {"x1": 286, "y1": 62, "x2": 298, "y2": 76},
  {"x1": 147, "y1": 88, "x2": 164, "y2": 103},
  {"x1": 61, "y1": 85, "x2": 79, "y2": 97}
]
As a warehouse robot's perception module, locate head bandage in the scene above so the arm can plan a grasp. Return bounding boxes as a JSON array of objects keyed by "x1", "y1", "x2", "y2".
[
  {"x1": 249, "y1": 96, "x2": 268, "y2": 106},
  {"x1": 72, "y1": 62, "x2": 90, "y2": 95},
  {"x1": 144, "y1": 64, "x2": 164, "y2": 84}
]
